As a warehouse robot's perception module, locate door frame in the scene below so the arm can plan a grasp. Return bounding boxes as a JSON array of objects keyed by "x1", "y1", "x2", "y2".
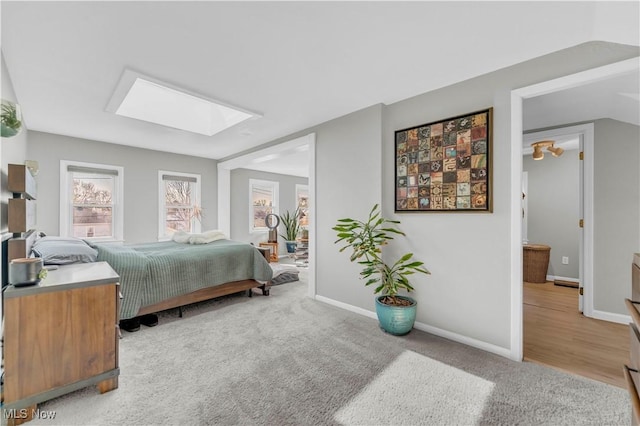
[
  {"x1": 523, "y1": 124, "x2": 593, "y2": 314},
  {"x1": 509, "y1": 57, "x2": 638, "y2": 361},
  {"x1": 217, "y1": 133, "x2": 317, "y2": 298}
]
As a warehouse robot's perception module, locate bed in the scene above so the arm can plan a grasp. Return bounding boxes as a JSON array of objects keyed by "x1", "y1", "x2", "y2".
[{"x1": 11, "y1": 234, "x2": 273, "y2": 320}]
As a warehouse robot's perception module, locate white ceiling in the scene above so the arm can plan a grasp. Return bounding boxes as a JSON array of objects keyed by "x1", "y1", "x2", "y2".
[
  {"x1": 1, "y1": 1, "x2": 639, "y2": 178},
  {"x1": 524, "y1": 69, "x2": 640, "y2": 131}
]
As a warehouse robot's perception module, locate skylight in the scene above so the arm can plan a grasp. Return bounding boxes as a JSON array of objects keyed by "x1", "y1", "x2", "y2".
[{"x1": 107, "y1": 71, "x2": 257, "y2": 136}]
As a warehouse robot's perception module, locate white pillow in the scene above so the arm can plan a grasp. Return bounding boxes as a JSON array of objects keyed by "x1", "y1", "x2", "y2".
[
  {"x1": 172, "y1": 231, "x2": 191, "y2": 244},
  {"x1": 188, "y1": 230, "x2": 227, "y2": 245}
]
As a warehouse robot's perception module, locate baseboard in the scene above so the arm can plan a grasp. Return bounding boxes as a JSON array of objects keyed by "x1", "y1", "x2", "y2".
[
  {"x1": 314, "y1": 295, "x2": 377, "y2": 321},
  {"x1": 411, "y1": 320, "x2": 512, "y2": 359},
  {"x1": 548, "y1": 275, "x2": 579, "y2": 283},
  {"x1": 314, "y1": 295, "x2": 512, "y2": 360},
  {"x1": 591, "y1": 309, "x2": 631, "y2": 325}
]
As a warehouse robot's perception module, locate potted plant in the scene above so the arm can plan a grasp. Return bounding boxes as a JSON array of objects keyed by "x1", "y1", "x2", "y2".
[
  {"x1": 1, "y1": 100, "x2": 22, "y2": 138},
  {"x1": 279, "y1": 208, "x2": 300, "y2": 253},
  {"x1": 333, "y1": 204, "x2": 430, "y2": 335}
]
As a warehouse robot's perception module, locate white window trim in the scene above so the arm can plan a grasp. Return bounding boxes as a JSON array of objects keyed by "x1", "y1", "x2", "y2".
[
  {"x1": 60, "y1": 160, "x2": 124, "y2": 243},
  {"x1": 158, "y1": 170, "x2": 201, "y2": 241},
  {"x1": 249, "y1": 179, "x2": 279, "y2": 233}
]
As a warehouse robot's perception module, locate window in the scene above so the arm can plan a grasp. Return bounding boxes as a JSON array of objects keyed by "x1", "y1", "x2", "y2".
[
  {"x1": 159, "y1": 171, "x2": 201, "y2": 239},
  {"x1": 296, "y1": 184, "x2": 309, "y2": 228},
  {"x1": 249, "y1": 179, "x2": 278, "y2": 232},
  {"x1": 60, "y1": 161, "x2": 124, "y2": 242}
]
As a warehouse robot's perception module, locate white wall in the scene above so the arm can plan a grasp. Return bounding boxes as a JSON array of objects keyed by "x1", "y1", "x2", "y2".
[
  {"x1": 523, "y1": 150, "x2": 580, "y2": 279},
  {"x1": 26, "y1": 131, "x2": 218, "y2": 244}
]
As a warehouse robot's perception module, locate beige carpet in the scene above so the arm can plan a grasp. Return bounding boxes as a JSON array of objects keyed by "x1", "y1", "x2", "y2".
[{"x1": 28, "y1": 269, "x2": 629, "y2": 425}]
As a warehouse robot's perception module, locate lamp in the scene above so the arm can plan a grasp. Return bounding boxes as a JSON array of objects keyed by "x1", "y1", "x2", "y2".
[
  {"x1": 532, "y1": 144, "x2": 544, "y2": 160},
  {"x1": 530, "y1": 140, "x2": 563, "y2": 160},
  {"x1": 547, "y1": 145, "x2": 564, "y2": 157}
]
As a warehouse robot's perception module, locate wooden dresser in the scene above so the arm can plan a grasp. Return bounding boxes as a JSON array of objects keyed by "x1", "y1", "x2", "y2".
[
  {"x1": 624, "y1": 253, "x2": 640, "y2": 425},
  {"x1": 3, "y1": 262, "x2": 120, "y2": 425}
]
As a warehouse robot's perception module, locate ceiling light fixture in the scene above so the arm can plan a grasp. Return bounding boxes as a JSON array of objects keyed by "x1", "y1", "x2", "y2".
[
  {"x1": 106, "y1": 69, "x2": 260, "y2": 137},
  {"x1": 530, "y1": 140, "x2": 563, "y2": 160}
]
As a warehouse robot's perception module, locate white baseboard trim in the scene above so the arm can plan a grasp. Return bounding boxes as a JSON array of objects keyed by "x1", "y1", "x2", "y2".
[
  {"x1": 548, "y1": 275, "x2": 579, "y2": 283},
  {"x1": 314, "y1": 295, "x2": 378, "y2": 320},
  {"x1": 314, "y1": 295, "x2": 512, "y2": 360},
  {"x1": 591, "y1": 309, "x2": 631, "y2": 325}
]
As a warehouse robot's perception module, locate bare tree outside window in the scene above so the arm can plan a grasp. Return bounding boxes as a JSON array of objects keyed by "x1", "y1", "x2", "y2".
[
  {"x1": 164, "y1": 180, "x2": 199, "y2": 233},
  {"x1": 72, "y1": 177, "x2": 113, "y2": 238}
]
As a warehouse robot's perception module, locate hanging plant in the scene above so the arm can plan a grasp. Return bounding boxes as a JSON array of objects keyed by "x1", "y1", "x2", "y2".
[{"x1": 1, "y1": 100, "x2": 22, "y2": 137}]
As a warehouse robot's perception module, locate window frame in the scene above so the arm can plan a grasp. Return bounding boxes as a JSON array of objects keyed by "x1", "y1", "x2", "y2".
[
  {"x1": 158, "y1": 170, "x2": 202, "y2": 240},
  {"x1": 60, "y1": 160, "x2": 124, "y2": 243},
  {"x1": 249, "y1": 179, "x2": 279, "y2": 233}
]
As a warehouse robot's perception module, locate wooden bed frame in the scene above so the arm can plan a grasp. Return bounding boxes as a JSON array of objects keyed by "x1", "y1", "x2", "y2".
[
  {"x1": 6, "y1": 234, "x2": 272, "y2": 317},
  {"x1": 137, "y1": 278, "x2": 270, "y2": 316},
  {"x1": 136, "y1": 245, "x2": 272, "y2": 317}
]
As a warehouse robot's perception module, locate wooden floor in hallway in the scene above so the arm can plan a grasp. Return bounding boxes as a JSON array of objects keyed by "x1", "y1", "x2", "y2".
[{"x1": 523, "y1": 280, "x2": 629, "y2": 388}]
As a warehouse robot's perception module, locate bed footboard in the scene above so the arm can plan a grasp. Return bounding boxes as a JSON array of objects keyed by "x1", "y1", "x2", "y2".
[{"x1": 136, "y1": 279, "x2": 270, "y2": 317}]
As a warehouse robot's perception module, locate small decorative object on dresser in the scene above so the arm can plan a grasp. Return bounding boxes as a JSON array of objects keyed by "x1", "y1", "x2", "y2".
[{"x1": 8, "y1": 257, "x2": 44, "y2": 287}]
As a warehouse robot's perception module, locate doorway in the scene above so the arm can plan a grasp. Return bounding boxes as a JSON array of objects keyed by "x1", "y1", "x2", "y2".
[
  {"x1": 509, "y1": 57, "x2": 638, "y2": 362},
  {"x1": 523, "y1": 126, "x2": 586, "y2": 311},
  {"x1": 217, "y1": 133, "x2": 317, "y2": 298}
]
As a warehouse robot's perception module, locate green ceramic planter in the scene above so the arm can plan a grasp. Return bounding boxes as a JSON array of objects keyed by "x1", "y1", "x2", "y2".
[{"x1": 375, "y1": 295, "x2": 417, "y2": 336}]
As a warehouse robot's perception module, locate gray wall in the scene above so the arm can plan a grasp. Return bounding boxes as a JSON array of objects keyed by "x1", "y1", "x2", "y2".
[
  {"x1": 26, "y1": 131, "x2": 218, "y2": 244},
  {"x1": 594, "y1": 118, "x2": 640, "y2": 314},
  {"x1": 225, "y1": 41, "x2": 638, "y2": 352},
  {"x1": 524, "y1": 149, "x2": 580, "y2": 280},
  {"x1": 1, "y1": 51, "x2": 28, "y2": 235},
  {"x1": 226, "y1": 104, "x2": 384, "y2": 309},
  {"x1": 382, "y1": 42, "x2": 638, "y2": 346},
  {"x1": 230, "y1": 168, "x2": 308, "y2": 255}
]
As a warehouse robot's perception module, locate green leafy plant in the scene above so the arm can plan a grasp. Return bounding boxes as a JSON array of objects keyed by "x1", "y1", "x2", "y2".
[
  {"x1": 1, "y1": 100, "x2": 22, "y2": 137},
  {"x1": 333, "y1": 204, "x2": 429, "y2": 305},
  {"x1": 279, "y1": 208, "x2": 301, "y2": 241}
]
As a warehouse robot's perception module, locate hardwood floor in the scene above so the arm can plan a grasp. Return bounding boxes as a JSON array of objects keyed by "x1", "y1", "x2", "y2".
[{"x1": 523, "y1": 280, "x2": 629, "y2": 388}]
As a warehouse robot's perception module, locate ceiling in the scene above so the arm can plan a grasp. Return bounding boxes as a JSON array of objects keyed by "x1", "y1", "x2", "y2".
[{"x1": 1, "y1": 2, "x2": 638, "y2": 177}]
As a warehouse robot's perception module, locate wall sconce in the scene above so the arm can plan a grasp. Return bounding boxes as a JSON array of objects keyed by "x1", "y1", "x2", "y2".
[{"x1": 531, "y1": 140, "x2": 564, "y2": 160}]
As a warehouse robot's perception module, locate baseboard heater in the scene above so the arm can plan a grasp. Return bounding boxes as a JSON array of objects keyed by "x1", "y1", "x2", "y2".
[{"x1": 554, "y1": 279, "x2": 579, "y2": 289}]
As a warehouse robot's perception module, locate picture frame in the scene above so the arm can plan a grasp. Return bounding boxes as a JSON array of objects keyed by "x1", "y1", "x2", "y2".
[{"x1": 394, "y1": 108, "x2": 492, "y2": 212}]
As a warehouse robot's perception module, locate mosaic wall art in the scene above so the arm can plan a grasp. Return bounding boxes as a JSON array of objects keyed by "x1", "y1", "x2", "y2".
[{"x1": 395, "y1": 108, "x2": 492, "y2": 212}]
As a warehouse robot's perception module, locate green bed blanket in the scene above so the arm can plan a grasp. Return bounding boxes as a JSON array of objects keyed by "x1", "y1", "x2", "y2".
[{"x1": 92, "y1": 240, "x2": 273, "y2": 319}]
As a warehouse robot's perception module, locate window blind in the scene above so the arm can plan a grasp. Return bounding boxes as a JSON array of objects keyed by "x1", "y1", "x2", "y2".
[
  {"x1": 67, "y1": 165, "x2": 119, "y2": 176},
  {"x1": 162, "y1": 174, "x2": 197, "y2": 183}
]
